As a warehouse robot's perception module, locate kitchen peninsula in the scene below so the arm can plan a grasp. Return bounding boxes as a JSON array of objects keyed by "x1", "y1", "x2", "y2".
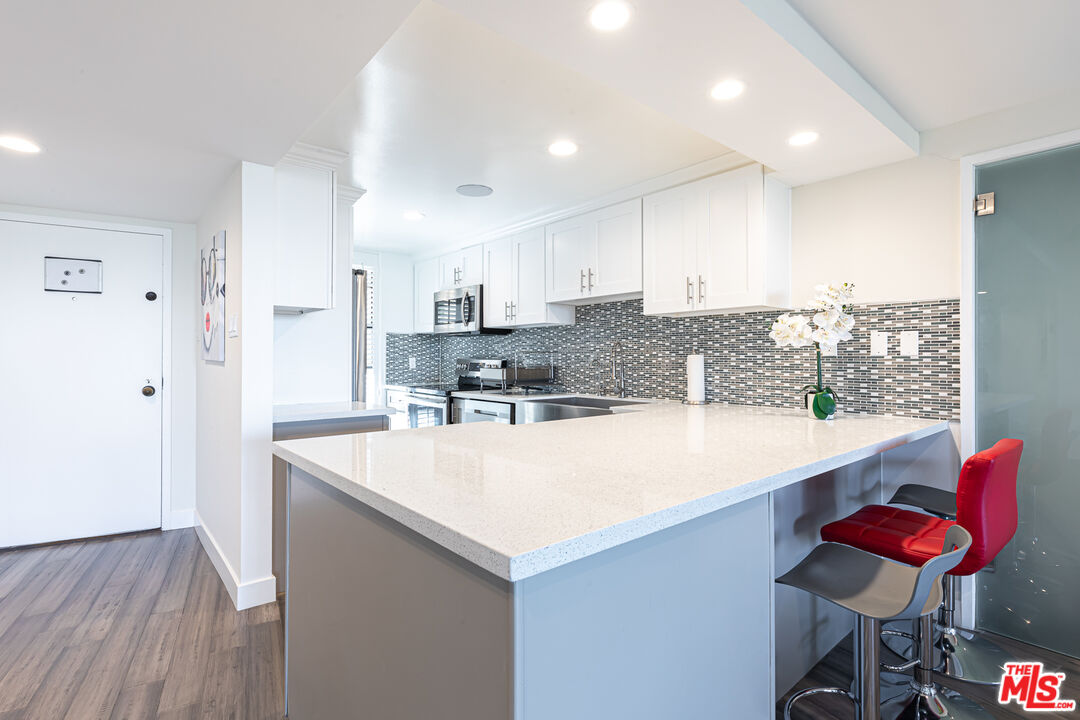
[{"x1": 273, "y1": 404, "x2": 954, "y2": 719}]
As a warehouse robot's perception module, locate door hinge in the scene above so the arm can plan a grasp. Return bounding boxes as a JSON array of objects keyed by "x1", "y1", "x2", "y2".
[{"x1": 974, "y1": 192, "x2": 995, "y2": 216}]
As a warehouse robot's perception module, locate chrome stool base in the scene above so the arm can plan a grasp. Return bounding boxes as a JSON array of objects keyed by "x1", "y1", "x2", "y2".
[
  {"x1": 936, "y1": 575, "x2": 1013, "y2": 685},
  {"x1": 879, "y1": 615, "x2": 994, "y2": 720},
  {"x1": 880, "y1": 682, "x2": 992, "y2": 720},
  {"x1": 938, "y1": 625, "x2": 1012, "y2": 685}
]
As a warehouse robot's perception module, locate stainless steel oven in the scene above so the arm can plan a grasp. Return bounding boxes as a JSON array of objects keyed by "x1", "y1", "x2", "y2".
[{"x1": 432, "y1": 285, "x2": 509, "y2": 335}]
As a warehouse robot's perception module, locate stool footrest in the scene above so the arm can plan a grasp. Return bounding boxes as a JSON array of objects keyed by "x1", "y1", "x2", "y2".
[{"x1": 784, "y1": 686, "x2": 855, "y2": 720}]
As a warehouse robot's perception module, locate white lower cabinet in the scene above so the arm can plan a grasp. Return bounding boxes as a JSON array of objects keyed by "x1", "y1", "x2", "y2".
[
  {"x1": 485, "y1": 228, "x2": 573, "y2": 328},
  {"x1": 413, "y1": 256, "x2": 440, "y2": 333},
  {"x1": 643, "y1": 164, "x2": 790, "y2": 316},
  {"x1": 545, "y1": 199, "x2": 642, "y2": 304}
]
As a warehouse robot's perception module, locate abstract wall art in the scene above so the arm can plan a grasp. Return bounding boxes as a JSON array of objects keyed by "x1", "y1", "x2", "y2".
[{"x1": 201, "y1": 230, "x2": 226, "y2": 362}]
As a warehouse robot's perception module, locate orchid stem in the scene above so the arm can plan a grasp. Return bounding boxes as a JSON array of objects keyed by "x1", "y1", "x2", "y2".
[{"x1": 816, "y1": 348, "x2": 823, "y2": 392}]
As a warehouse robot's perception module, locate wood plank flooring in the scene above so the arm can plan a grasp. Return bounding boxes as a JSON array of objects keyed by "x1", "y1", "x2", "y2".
[
  {"x1": 780, "y1": 628, "x2": 1080, "y2": 719},
  {"x1": 0, "y1": 529, "x2": 285, "y2": 720}
]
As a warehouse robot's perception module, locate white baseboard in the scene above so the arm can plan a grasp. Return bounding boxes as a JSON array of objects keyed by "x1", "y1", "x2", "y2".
[
  {"x1": 194, "y1": 511, "x2": 277, "y2": 611},
  {"x1": 237, "y1": 574, "x2": 277, "y2": 610},
  {"x1": 163, "y1": 508, "x2": 195, "y2": 530}
]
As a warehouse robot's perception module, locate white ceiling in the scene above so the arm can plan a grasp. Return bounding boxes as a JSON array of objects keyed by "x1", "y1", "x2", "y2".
[
  {"x1": 437, "y1": 0, "x2": 920, "y2": 190},
  {"x1": 785, "y1": 0, "x2": 1080, "y2": 132},
  {"x1": 0, "y1": 0, "x2": 418, "y2": 223},
  {"x1": 301, "y1": 2, "x2": 736, "y2": 256}
]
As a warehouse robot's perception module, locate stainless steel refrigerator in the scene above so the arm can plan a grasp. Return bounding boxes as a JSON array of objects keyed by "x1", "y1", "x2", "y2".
[{"x1": 351, "y1": 268, "x2": 368, "y2": 403}]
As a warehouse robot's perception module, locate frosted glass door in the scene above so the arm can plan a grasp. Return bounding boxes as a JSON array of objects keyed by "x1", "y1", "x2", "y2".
[{"x1": 974, "y1": 142, "x2": 1080, "y2": 658}]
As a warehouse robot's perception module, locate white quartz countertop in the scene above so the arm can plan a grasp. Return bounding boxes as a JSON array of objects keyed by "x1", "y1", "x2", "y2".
[
  {"x1": 273, "y1": 401, "x2": 395, "y2": 425},
  {"x1": 272, "y1": 403, "x2": 948, "y2": 581}
]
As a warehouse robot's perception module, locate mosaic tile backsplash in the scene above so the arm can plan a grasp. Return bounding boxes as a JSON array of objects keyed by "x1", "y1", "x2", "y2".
[{"x1": 386, "y1": 298, "x2": 960, "y2": 420}]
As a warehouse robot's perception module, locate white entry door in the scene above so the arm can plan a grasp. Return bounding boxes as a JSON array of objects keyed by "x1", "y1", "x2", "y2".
[{"x1": 0, "y1": 218, "x2": 164, "y2": 547}]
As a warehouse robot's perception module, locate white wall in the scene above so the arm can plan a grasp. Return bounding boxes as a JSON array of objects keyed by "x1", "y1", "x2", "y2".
[
  {"x1": 272, "y1": 189, "x2": 355, "y2": 405},
  {"x1": 0, "y1": 202, "x2": 198, "y2": 530},
  {"x1": 790, "y1": 155, "x2": 961, "y2": 305},
  {"x1": 195, "y1": 161, "x2": 276, "y2": 610}
]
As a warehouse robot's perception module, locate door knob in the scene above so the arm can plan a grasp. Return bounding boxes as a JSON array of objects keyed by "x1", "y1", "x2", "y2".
[{"x1": 142, "y1": 385, "x2": 156, "y2": 397}]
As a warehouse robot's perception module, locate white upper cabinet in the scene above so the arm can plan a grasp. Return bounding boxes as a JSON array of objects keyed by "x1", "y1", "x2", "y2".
[
  {"x1": 439, "y1": 244, "x2": 483, "y2": 288},
  {"x1": 485, "y1": 228, "x2": 574, "y2": 328},
  {"x1": 545, "y1": 199, "x2": 642, "y2": 304},
  {"x1": 274, "y1": 158, "x2": 338, "y2": 312},
  {"x1": 413, "y1": 256, "x2": 440, "y2": 333},
  {"x1": 643, "y1": 165, "x2": 790, "y2": 316},
  {"x1": 483, "y1": 237, "x2": 514, "y2": 328}
]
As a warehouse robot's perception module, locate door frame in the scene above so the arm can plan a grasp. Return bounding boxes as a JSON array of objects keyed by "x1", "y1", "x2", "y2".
[
  {"x1": 0, "y1": 210, "x2": 173, "y2": 531},
  {"x1": 959, "y1": 128, "x2": 1080, "y2": 626},
  {"x1": 960, "y1": 128, "x2": 1080, "y2": 458}
]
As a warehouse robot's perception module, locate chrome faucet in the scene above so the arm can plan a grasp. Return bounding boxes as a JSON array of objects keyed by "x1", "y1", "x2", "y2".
[{"x1": 610, "y1": 341, "x2": 627, "y2": 398}]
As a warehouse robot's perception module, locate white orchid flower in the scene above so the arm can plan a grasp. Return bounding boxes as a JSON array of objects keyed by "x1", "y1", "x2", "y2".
[{"x1": 813, "y1": 309, "x2": 840, "y2": 329}]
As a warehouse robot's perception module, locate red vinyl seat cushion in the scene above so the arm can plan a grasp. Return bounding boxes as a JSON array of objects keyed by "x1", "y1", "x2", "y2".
[
  {"x1": 821, "y1": 505, "x2": 956, "y2": 569},
  {"x1": 821, "y1": 438, "x2": 1023, "y2": 577}
]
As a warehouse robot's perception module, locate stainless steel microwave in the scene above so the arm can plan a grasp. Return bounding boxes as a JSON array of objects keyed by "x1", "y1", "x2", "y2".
[{"x1": 432, "y1": 285, "x2": 510, "y2": 335}]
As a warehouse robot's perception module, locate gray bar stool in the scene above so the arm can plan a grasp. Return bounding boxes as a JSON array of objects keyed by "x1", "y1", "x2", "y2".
[{"x1": 777, "y1": 525, "x2": 972, "y2": 720}]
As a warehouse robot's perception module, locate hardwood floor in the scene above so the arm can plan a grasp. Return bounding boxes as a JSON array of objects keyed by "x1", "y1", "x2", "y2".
[
  {"x1": 0, "y1": 529, "x2": 285, "y2": 720},
  {"x1": 779, "y1": 627, "x2": 1080, "y2": 719}
]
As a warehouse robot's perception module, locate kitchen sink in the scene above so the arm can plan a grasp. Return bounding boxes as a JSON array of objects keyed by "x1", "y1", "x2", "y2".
[
  {"x1": 528, "y1": 396, "x2": 646, "y2": 410},
  {"x1": 521, "y1": 396, "x2": 647, "y2": 423}
]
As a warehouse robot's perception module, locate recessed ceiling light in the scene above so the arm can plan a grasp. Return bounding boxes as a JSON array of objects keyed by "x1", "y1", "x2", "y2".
[
  {"x1": 788, "y1": 130, "x2": 819, "y2": 147},
  {"x1": 709, "y1": 79, "x2": 745, "y2": 101},
  {"x1": 456, "y1": 184, "x2": 494, "y2": 197},
  {"x1": 0, "y1": 135, "x2": 41, "y2": 154},
  {"x1": 403, "y1": 210, "x2": 426, "y2": 221},
  {"x1": 548, "y1": 140, "x2": 579, "y2": 157},
  {"x1": 589, "y1": 1, "x2": 631, "y2": 31}
]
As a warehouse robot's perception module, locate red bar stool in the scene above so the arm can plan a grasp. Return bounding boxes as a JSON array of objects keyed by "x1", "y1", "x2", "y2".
[
  {"x1": 883, "y1": 439, "x2": 1024, "y2": 685},
  {"x1": 820, "y1": 439, "x2": 1023, "y2": 717}
]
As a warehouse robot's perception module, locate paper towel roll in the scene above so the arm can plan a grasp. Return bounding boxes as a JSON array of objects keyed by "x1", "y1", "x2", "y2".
[{"x1": 686, "y1": 354, "x2": 705, "y2": 404}]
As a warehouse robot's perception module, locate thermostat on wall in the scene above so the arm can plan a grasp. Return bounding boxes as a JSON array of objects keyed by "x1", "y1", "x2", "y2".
[{"x1": 44, "y1": 256, "x2": 103, "y2": 293}]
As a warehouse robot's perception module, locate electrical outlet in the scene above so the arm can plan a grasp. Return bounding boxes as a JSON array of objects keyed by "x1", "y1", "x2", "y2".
[
  {"x1": 870, "y1": 331, "x2": 888, "y2": 357},
  {"x1": 409, "y1": 357, "x2": 417, "y2": 370},
  {"x1": 900, "y1": 331, "x2": 919, "y2": 357}
]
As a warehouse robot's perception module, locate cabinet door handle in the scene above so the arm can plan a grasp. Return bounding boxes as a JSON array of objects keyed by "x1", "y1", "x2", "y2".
[
  {"x1": 511, "y1": 302, "x2": 516, "y2": 320},
  {"x1": 587, "y1": 268, "x2": 594, "y2": 291},
  {"x1": 698, "y1": 275, "x2": 705, "y2": 303},
  {"x1": 686, "y1": 276, "x2": 693, "y2": 305},
  {"x1": 505, "y1": 301, "x2": 510, "y2": 321},
  {"x1": 580, "y1": 269, "x2": 586, "y2": 293}
]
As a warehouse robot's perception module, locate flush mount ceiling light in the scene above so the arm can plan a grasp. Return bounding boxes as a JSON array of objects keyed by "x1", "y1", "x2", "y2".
[
  {"x1": 788, "y1": 130, "x2": 819, "y2": 147},
  {"x1": 0, "y1": 135, "x2": 41, "y2": 154},
  {"x1": 403, "y1": 210, "x2": 426, "y2": 221},
  {"x1": 709, "y1": 79, "x2": 745, "y2": 101},
  {"x1": 456, "y1": 184, "x2": 494, "y2": 197},
  {"x1": 548, "y1": 139, "x2": 579, "y2": 157},
  {"x1": 589, "y1": 1, "x2": 631, "y2": 31}
]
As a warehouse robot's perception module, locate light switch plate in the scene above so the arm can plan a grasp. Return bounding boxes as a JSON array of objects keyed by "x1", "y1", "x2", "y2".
[
  {"x1": 44, "y1": 256, "x2": 103, "y2": 293},
  {"x1": 900, "y1": 330, "x2": 919, "y2": 357},
  {"x1": 870, "y1": 331, "x2": 889, "y2": 357}
]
